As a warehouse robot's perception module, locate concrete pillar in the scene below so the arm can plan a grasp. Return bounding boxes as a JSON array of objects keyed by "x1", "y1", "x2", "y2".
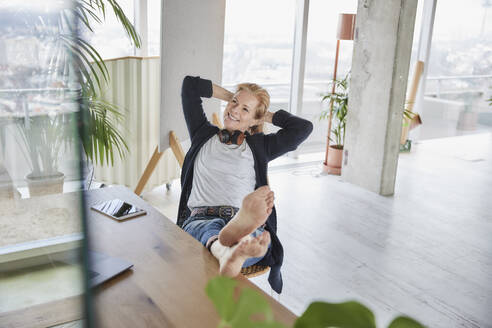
[
  {"x1": 158, "y1": 0, "x2": 226, "y2": 150},
  {"x1": 341, "y1": 0, "x2": 418, "y2": 196}
]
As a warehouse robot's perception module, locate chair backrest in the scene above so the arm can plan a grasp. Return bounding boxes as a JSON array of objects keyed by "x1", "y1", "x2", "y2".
[
  {"x1": 169, "y1": 131, "x2": 185, "y2": 168},
  {"x1": 212, "y1": 112, "x2": 223, "y2": 129},
  {"x1": 170, "y1": 112, "x2": 223, "y2": 169}
]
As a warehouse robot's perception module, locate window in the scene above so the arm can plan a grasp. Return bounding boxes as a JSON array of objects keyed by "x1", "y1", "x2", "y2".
[
  {"x1": 0, "y1": 0, "x2": 85, "y2": 319},
  {"x1": 411, "y1": 0, "x2": 492, "y2": 140},
  {"x1": 301, "y1": 0, "x2": 358, "y2": 152},
  {"x1": 222, "y1": 0, "x2": 296, "y2": 102},
  {"x1": 81, "y1": 0, "x2": 135, "y2": 59},
  {"x1": 147, "y1": 0, "x2": 161, "y2": 56}
]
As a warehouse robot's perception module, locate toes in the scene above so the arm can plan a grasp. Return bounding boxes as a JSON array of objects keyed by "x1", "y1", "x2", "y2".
[
  {"x1": 259, "y1": 231, "x2": 270, "y2": 245},
  {"x1": 235, "y1": 240, "x2": 249, "y2": 255},
  {"x1": 251, "y1": 233, "x2": 264, "y2": 243},
  {"x1": 241, "y1": 236, "x2": 252, "y2": 246},
  {"x1": 256, "y1": 185, "x2": 271, "y2": 195}
]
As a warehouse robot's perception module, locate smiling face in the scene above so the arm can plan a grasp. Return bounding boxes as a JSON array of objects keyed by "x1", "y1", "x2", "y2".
[{"x1": 223, "y1": 90, "x2": 260, "y2": 133}]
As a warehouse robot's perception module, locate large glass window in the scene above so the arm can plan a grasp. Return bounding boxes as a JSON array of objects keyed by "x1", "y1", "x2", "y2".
[
  {"x1": 81, "y1": 0, "x2": 135, "y2": 59},
  {"x1": 79, "y1": 0, "x2": 160, "y2": 58},
  {"x1": 222, "y1": 0, "x2": 296, "y2": 103},
  {"x1": 0, "y1": 1, "x2": 86, "y2": 325},
  {"x1": 413, "y1": 0, "x2": 492, "y2": 140},
  {"x1": 301, "y1": 0, "x2": 358, "y2": 153},
  {"x1": 148, "y1": 0, "x2": 161, "y2": 56}
]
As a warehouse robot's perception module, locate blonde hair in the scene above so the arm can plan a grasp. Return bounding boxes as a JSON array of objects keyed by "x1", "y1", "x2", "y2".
[{"x1": 235, "y1": 83, "x2": 270, "y2": 134}]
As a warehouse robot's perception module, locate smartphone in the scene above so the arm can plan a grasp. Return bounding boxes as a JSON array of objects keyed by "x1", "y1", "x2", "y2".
[{"x1": 91, "y1": 199, "x2": 147, "y2": 221}]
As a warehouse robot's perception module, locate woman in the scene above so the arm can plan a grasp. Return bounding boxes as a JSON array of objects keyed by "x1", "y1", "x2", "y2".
[{"x1": 177, "y1": 75, "x2": 313, "y2": 293}]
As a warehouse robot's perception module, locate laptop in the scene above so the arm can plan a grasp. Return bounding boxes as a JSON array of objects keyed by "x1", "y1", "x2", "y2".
[
  {"x1": 88, "y1": 250, "x2": 133, "y2": 287},
  {"x1": 0, "y1": 235, "x2": 132, "y2": 288}
]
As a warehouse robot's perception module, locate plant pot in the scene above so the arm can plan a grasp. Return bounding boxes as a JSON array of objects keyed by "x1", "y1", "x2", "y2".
[
  {"x1": 0, "y1": 168, "x2": 19, "y2": 200},
  {"x1": 322, "y1": 145, "x2": 343, "y2": 175},
  {"x1": 25, "y1": 172, "x2": 65, "y2": 197}
]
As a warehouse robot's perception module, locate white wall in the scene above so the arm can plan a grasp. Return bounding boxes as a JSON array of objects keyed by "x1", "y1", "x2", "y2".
[{"x1": 159, "y1": 0, "x2": 226, "y2": 151}]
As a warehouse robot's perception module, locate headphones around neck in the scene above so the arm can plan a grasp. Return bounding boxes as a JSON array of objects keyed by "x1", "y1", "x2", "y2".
[{"x1": 217, "y1": 129, "x2": 250, "y2": 145}]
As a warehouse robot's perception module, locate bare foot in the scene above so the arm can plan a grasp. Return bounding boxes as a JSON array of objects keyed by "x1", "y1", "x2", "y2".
[
  {"x1": 219, "y1": 231, "x2": 271, "y2": 277},
  {"x1": 219, "y1": 185, "x2": 274, "y2": 247}
]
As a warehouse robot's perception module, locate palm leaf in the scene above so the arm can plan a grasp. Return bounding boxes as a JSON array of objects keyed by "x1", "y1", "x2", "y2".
[
  {"x1": 106, "y1": 0, "x2": 141, "y2": 47},
  {"x1": 60, "y1": 34, "x2": 108, "y2": 88},
  {"x1": 26, "y1": 0, "x2": 139, "y2": 167},
  {"x1": 81, "y1": 89, "x2": 129, "y2": 166},
  {"x1": 75, "y1": 1, "x2": 102, "y2": 31}
]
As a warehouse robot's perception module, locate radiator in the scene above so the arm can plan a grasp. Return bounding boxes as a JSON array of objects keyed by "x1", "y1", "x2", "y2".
[{"x1": 93, "y1": 56, "x2": 181, "y2": 192}]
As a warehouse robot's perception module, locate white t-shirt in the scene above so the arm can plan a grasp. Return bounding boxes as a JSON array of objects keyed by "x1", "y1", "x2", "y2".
[{"x1": 187, "y1": 134, "x2": 256, "y2": 209}]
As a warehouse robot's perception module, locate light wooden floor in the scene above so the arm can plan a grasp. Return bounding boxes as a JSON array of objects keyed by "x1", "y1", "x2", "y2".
[{"x1": 143, "y1": 132, "x2": 492, "y2": 328}]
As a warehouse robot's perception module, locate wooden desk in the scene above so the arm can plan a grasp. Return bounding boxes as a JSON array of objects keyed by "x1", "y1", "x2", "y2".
[{"x1": 1, "y1": 186, "x2": 296, "y2": 327}]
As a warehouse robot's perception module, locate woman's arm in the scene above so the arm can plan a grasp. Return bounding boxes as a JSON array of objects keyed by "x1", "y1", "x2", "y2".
[
  {"x1": 181, "y1": 76, "x2": 213, "y2": 139},
  {"x1": 263, "y1": 110, "x2": 313, "y2": 161},
  {"x1": 263, "y1": 111, "x2": 273, "y2": 124},
  {"x1": 212, "y1": 83, "x2": 234, "y2": 102}
]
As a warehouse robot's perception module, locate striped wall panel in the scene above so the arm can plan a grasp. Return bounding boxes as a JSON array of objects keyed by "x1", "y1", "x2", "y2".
[{"x1": 93, "y1": 57, "x2": 181, "y2": 191}]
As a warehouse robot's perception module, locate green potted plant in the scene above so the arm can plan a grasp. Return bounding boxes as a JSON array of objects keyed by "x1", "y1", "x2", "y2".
[
  {"x1": 320, "y1": 73, "x2": 349, "y2": 174},
  {"x1": 399, "y1": 100, "x2": 422, "y2": 153},
  {"x1": 2, "y1": 0, "x2": 138, "y2": 195},
  {"x1": 12, "y1": 107, "x2": 76, "y2": 196},
  {"x1": 58, "y1": 0, "x2": 139, "y2": 166},
  {"x1": 206, "y1": 276, "x2": 426, "y2": 328}
]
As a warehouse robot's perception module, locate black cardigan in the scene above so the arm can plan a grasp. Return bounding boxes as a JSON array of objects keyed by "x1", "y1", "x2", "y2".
[{"x1": 176, "y1": 75, "x2": 313, "y2": 293}]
